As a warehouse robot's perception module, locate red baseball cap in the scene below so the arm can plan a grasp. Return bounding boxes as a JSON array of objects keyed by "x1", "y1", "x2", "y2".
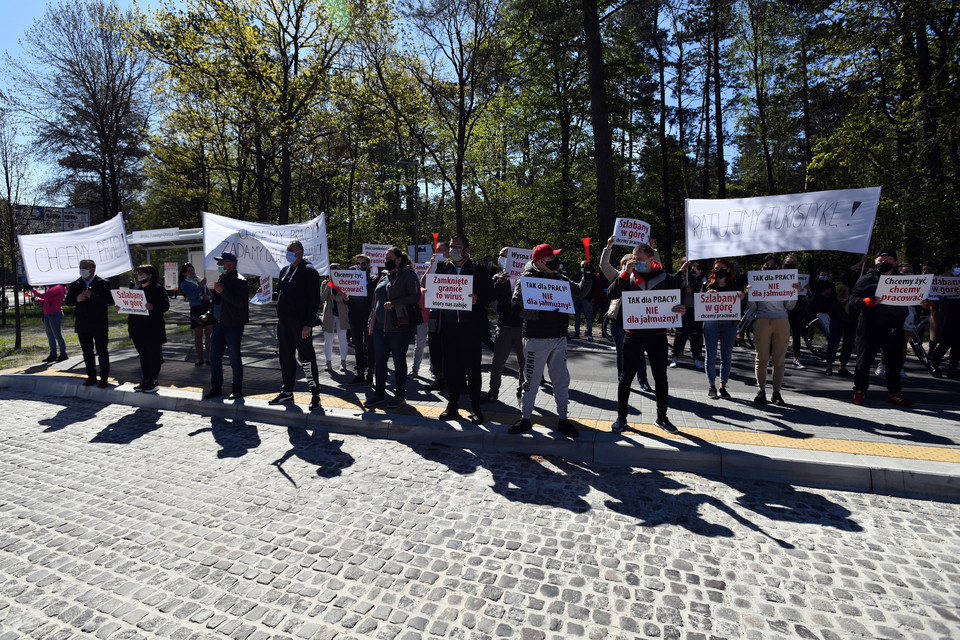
[{"x1": 532, "y1": 244, "x2": 561, "y2": 263}]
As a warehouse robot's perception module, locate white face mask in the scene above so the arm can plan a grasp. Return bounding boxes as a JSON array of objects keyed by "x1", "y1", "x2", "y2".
[
  {"x1": 79, "y1": 269, "x2": 91, "y2": 280},
  {"x1": 953, "y1": 267, "x2": 960, "y2": 276},
  {"x1": 449, "y1": 248, "x2": 464, "y2": 263},
  {"x1": 498, "y1": 256, "x2": 507, "y2": 269}
]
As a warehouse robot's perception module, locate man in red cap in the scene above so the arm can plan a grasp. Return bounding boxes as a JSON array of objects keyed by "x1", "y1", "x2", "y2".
[{"x1": 508, "y1": 243, "x2": 585, "y2": 437}]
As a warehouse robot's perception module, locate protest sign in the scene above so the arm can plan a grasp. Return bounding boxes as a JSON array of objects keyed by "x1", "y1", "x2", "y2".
[
  {"x1": 203, "y1": 211, "x2": 329, "y2": 277},
  {"x1": 748, "y1": 269, "x2": 799, "y2": 301},
  {"x1": 425, "y1": 274, "x2": 473, "y2": 310},
  {"x1": 694, "y1": 292, "x2": 741, "y2": 321},
  {"x1": 519, "y1": 278, "x2": 574, "y2": 312},
  {"x1": 250, "y1": 275, "x2": 273, "y2": 305},
  {"x1": 362, "y1": 244, "x2": 392, "y2": 269},
  {"x1": 331, "y1": 269, "x2": 367, "y2": 296},
  {"x1": 414, "y1": 262, "x2": 431, "y2": 280},
  {"x1": 164, "y1": 262, "x2": 178, "y2": 291},
  {"x1": 18, "y1": 213, "x2": 132, "y2": 286},
  {"x1": 797, "y1": 273, "x2": 810, "y2": 292},
  {"x1": 613, "y1": 218, "x2": 651, "y2": 246},
  {"x1": 685, "y1": 186, "x2": 881, "y2": 259},
  {"x1": 622, "y1": 291, "x2": 682, "y2": 329},
  {"x1": 113, "y1": 288, "x2": 149, "y2": 315},
  {"x1": 407, "y1": 244, "x2": 433, "y2": 262},
  {"x1": 875, "y1": 275, "x2": 932, "y2": 306},
  {"x1": 930, "y1": 276, "x2": 960, "y2": 300},
  {"x1": 505, "y1": 247, "x2": 532, "y2": 278}
]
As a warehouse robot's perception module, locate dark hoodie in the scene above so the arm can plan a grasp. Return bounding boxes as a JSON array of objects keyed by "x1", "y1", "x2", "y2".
[
  {"x1": 607, "y1": 262, "x2": 680, "y2": 336},
  {"x1": 511, "y1": 261, "x2": 584, "y2": 339},
  {"x1": 849, "y1": 268, "x2": 908, "y2": 329}
]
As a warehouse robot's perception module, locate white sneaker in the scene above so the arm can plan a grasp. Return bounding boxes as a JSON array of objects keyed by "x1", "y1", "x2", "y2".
[
  {"x1": 669, "y1": 358, "x2": 679, "y2": 368},
  {"x1": 793, "y1": 359, "x2": 805, "y2": 369},
  {"x1": 900, "y1": 369, "x2": 908, "y2": 378},
  {"x1": 876, "y1": 365, "x2": 886, "y2": 376},
  {"x1": 693, "y1": 359, "x2": 704, "y2": 370}
]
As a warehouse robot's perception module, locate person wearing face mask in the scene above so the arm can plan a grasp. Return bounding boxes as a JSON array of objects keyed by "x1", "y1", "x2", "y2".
[
  {"x1": 600, "y1": 236, "x2": 653, "y2": 391},
  {"x1": 64, "y1": 258, "x2": 114, "y2": 387},
  {"x1": 508, "y1": 243, "x2": 586, "y2": 438},
  {"x1": 701, "y1": 259, "x2": 745, "y2": 399},
  {"x1": 269, "y1": 242, "x2": 323, "y2": 409},
  {"x1": 320, "y1": 263, "x2": 350, "y2": 375},
  {"x1": 747, "y1": 254, "x2": 803, "y2": 405},
  {"x1": 30, "y1": 282, "x2": 68, "y2": 363},
  {"x1": 435, "y1": 234, "x2": 494, "y2": 423},
  {"x1": 929, "y1": 258, "x2": 960, "y2": 378},
  {"x1": 571, "y1": 261, "x2": 596, "y2": 340},
  {"x1": 482, "y1": 247, "x2": 526, "y2": 403},
  {"x1": 849, "y1": 250, "x2": 913, "y2": 405},
  {"x1": 423, "y1": 242, "x2": 450, "y2": 391},
  {"x1": 203, "y1": 252, "x2": 250, "y2": 401},
  {"x1": 346, "y1": 254, "x2": 377, "y2": 386},
  {"x1": 607, "y1": 244, "x2": 686, "y2": 433},
  {"x1": 366, "y1": 247, "x2": 421, "y2": 408},
  {"x1": 122, "y1": 265, "x2": 169, "y2": 393},
  {"x1": 670, "y1": 259, "x2": 704, "y2": 369},
  {"x1": 781, "y1": 254, "x2": 808, "y2": 369},
  {"x1": 179, "y1": 263, "x2": 213, "y2": 366}
]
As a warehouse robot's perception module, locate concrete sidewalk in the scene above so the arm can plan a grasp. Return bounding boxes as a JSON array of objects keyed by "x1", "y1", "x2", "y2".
[{"x1": 3, "y1": 300, "x2": 959, "y2": 501}]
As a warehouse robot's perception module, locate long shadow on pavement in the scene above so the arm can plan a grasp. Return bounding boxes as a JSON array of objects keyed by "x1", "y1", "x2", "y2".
[
  {"x1": 272, "y1": 427, "x2": 355, "y2": 486},
  {"x1": 90, "y1": 407, "x2": 163, "y2": 444},
  {"x1": 188, "y1": 417, "x2": 262, "y2": 459},
  {"x1": 39, "y1": 399, "x2": 104, "y2": 433}
]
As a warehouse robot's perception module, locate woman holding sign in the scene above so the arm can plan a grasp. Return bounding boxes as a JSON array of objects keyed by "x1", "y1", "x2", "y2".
[
  {"x1": 124, "y1": 265, "x2": 169, "y2": 393},
  {"x1": 607, "y1": 243, "x2": 685, "y2": 434},
  {"x1": 700, "y1": 259, "x2": 745, "y2": 400},
  {"x1": 748, "y1": 254, "x2": 801, "y2": 406}
]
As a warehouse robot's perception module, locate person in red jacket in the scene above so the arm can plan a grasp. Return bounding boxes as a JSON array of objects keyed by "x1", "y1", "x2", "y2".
[{"x1": 31, "y1": 283, "x2": 68, "y2": 362}]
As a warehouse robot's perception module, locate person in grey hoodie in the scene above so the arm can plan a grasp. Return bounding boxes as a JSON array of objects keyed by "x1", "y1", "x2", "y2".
[{"x1": 747, "y1": 254, "x2": 802, "y2": 405}]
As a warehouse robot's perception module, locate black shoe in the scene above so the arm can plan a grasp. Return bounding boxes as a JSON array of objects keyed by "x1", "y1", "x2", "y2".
[
  {"x1": 133, "y1": 379, "x2": 146, "y2": 392},
  {"x1": 508, "y1": 418, "x2": 533, "y2": 434},
  {"x1": 202, "y1": 388, "x2": 223, "y2": 400},
  {"x1": 428, "y1": 378, "x2": 446, "y2": 391},
  {"x1": 708, "y1": 386, "x2": 718, "y2": 399},
  {"x1": 639, "y1": 381, "x2": 653, "y2": 392},
  {"x1": 269, "y1": 392, "x2": 295, "y2": 405},
  {"x1": 97, "y1": 380, "x2": 110, "y2": 389},
  {"x1": 228, "y1": 391, "x2": 243, "y2": 401},
  {"x1": 656, "y1": 417, "x2": 679, "y2": 433},
  {"x1": 387, "y1": 396, "x2": 406, "y2": 408},
  {"x1": 753, "y1": 390, "x2": 768, "y2": 404},
  {"x1": 56, "y1": 354, "x2": 69, "y2": 362},
  {"x1": 932, "y1": 367, "x2": 944, "y2": 378},
  {"x1": 480, "y1": 391, "x2": 497, "y2": 404},
  {"x1": 612, "y1": 417, "x2": 628, "y2": 433},
  {"x1": 194, "y1": 360, "x2": 205, "y2": 367},
  {"x1": 824, "y1": 363, "x2": 834, "y2": 376},
  {"x1": 438, "y1": 406, "x2": 460, "y2": 421},
  {"x1": 82, "y1": 378, "x2": 98, "y2": 387},
  {"x1": 365, "y1": 374, "x2": 374, "y2": 386},
  {"x1": 718, "y1": 387, "x2": 731, "y2": 400},
  {"x1": 838, "y1": 366, "x2": 852, "y2": 377},
  {"x1": 771, "y1": 391, "x2": 786, "y2": 406},
  {"x1": 141, "y1": 380, "x2": 159, "y2": 394},
  {"x1": 468, "y1": 409, "x2": 484, "y2": 424},
  {"x1": 348, "y1": 374, "x2": 366, "y2": 385},
  {"x1": 365, "y1": 394, "x2": 386, "y2": 408},
  {"x1": 309, "y1": 395, "x2": 322, "y2": 411},
  {"x1": 43, "y1": 354, "x2": 58, "y2": 363},
  {"x1": 556, "y1": 418, "x2": 579, "y2": 438}
]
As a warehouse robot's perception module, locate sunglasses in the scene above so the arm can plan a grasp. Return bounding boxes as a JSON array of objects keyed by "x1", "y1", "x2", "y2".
[{"x1": 356, "y1": 262, "x2": 369, "y2": 267}]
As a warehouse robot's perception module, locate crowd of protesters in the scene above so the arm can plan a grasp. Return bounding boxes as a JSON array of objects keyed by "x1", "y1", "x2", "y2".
[{"x1": 30, "y1": 238, "x2": 959, "y2": 437}]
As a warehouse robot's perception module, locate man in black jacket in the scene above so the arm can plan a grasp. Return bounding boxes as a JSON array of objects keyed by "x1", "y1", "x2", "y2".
[
  {"x1": 346, "y1": 254, "x2": 377, "y2": 386},
  {"x1": 508, "y1": 244, "x2": 583, "y2": 438},
  {"x1": 270, "y1": 241, "x2": 323, "y2": 410},
  {"x1": 204, "y1": 252, "x2": 250, "y2": 401},
  {"x1": 64, "y1": 258, "x2": 114, "y2": 387},
  {"x1": 481, "y1": 247, "x2": 525, "y2": 403},
  {"x1": 849, "y1": 250, "x2": 913, "y2": 406}
]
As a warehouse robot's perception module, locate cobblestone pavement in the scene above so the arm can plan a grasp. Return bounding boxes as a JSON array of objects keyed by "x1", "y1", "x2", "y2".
[{"x1": 1, "y1": 391, "x2": 959, "y2": 640}]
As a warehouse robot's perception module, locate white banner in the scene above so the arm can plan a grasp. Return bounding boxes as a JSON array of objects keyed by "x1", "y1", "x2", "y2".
[
  {"x1": 505, "y1": 248, "x2": 532, "y2": 278},
  {"x1": 18, "y1": 213, "x2": 132, "y2": 286},
  {"x1": 250, "y1": 275, "x2": 273, "y2": 305},
  {"x1": 519, "y1": 278, "x2": 574, "y2": 312},
  {"x1": 622, "y1": 291, "x2": 682, "y2": 329},
  {"x1": 613, "y1": 218, "x2": 651, "y2": 246},
  {"x1": 113, "y1": 288, "x2": 149, "y2": 315},
  {"x1": 331, "y1": 269, "x2": 368, "y2": 297},
  {"x1": 695, "y1": 292, "x2": 741, "y2": 321},
  {"x1": 930, "y1": 276, "x2": 960, "y2": 300},
  {"x1": 425, "y1": 274, "x2": 473, "y2": 310},
  {"x1": 876, "y1": 275, "x2": 932, "y2": 306},
  {"x1": 685, "y1": 187, "x2": 881, "y2": 260},
  {"x1": 748, "y1": 269, "x2": 799, "y2": 302},
  {"x1": 203, "y1": 211, "x2": 329, "y2": 278},
  {"x1": 362, "y1": 244, "x2": 392, "y2": 269}
]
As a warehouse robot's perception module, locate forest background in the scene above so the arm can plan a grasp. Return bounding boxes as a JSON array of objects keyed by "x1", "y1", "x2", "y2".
[{"x1": 1, "y1": 0, "x2": 958, "y2": 284}]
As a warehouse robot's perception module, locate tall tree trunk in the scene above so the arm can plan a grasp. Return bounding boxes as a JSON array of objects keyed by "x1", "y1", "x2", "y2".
[
  {"x1": 657, "y1": 42, "x2": 673, "y2": 271},
  {"x1": 798, "y1": 26, "x2": 813, "y2": 192},
  {"x1": 712, "y1": 0, "x2": 726, "y2": 198},
  {"x1": 701, "y1": 65, "x2": 711, "y2": 199},
  {"x1": 581, "y1": 0, "x2": 616, "y2": 239},
  {"x1": 278, "y1": 139, "x2": 291, "y2": 225}
]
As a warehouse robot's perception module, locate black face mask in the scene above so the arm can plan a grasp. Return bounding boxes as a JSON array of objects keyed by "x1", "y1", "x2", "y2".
[
  {"x1": 546, "y1": 259, "x2": 561, "y2": 271},
  {"x1": 761, "y1": 264, "x2": 776, "y2": 270},
  {"x1": 384, "y1": 259, "x2": 397, "y2": 271},
  {"x1": 877, "y1": 261, "x2": 895, "y2": 273},
  {"x1": 714, "y1": 268, "x2": 729, "y2": 279}
]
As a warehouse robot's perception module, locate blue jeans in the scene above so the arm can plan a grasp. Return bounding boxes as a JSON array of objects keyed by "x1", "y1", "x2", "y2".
[
  {"x1": 373, "y1": 325, "x2": 413, "y2": 398},
  {"x1": 611, "y1": 317, "x2": 647, "y2": 383},
  {"x1": 702, "y1": 320, "x2": 738, "y2": 385},
  {"x1": 43, "y1": 312, "x2": 67, "y2": 356},
  {"x1": 825, "y1": 315, "x2": 856, "y2": 366},
  {"x1": 573, "y1": 298, "x2": 593, "y2": 337},
  {"x1": 211, "y1": 325, "x2": 244, "y2": 394}
]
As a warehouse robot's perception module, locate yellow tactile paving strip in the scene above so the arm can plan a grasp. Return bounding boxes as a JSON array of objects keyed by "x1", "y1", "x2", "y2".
[{"x1": 10, "y1": 369, "x2": 960, "y2": 464}]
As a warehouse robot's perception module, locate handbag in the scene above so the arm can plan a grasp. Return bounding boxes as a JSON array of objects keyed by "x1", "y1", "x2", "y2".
[{"x1": 389, "y1": 303, "x2": 413, "y2": 329}]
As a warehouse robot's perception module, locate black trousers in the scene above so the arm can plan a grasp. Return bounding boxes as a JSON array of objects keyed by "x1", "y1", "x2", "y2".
[
  {"x1": 618, "y1": 331, "x2": 670, "y2": 420},
  {"x1": 277, "y1": 320, "x2": 320, "y2": 394},
  {"x1": 854, "y1": 321, "x2": 903, "y2": 394},
  {"x1": 132, "y1": 335, "x2": 163, "y2": 382},
  {"x1": 441, "y1": 322, "x2": 482, "y2": 408},
  {"x1": 78, "y1": 329, "x2": 109, "y2": 381},
  {"x1": 349, "y1": 318, "x2": 373, "y2": 377},
  {"x1": 429, "y1": 329, "x2": 444, "y2": 380},
  {"x1": 671, "y1": 307, "x2": 702, "y2": 360}
]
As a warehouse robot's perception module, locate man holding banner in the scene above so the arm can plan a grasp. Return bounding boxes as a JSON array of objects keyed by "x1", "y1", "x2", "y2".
[
  {"x1": 849, "y1": 250, "x2": 913, "y2": 407},
  {"x1": 64, "y1": 259, "x2": 114, "y2": 387}
]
